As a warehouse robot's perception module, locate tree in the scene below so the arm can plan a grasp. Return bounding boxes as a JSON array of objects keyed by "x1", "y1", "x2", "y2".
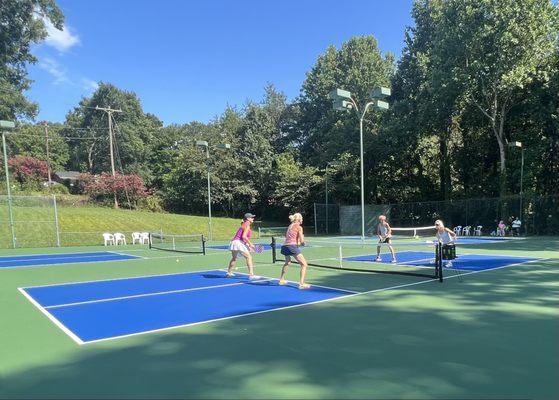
[
  {"x1": 431, "y1": 0, "x2": 559, "y2": 197},
  {"x1": 295, "y1": 36, "x2": 394, "y2": 203},
  {"x1": 270, "y1": 152, "x2": 321, "y2": 212},
  {"x1": 64, "y1": 83, "x2": 161, "y2": 180},
  {"x1": 0, "y1": 0, "x2": 63, "y2": 120},
  {"x1": 5, "y1": 123, "x2": 69, "y2": 172}
]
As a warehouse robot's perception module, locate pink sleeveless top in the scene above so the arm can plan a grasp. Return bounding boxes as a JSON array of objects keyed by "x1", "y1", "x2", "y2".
[
  {"x1": 284, "y1": 222, "x2": 301, "y2": 245},
  {"x1": 232, "y1": 221, "x2": 252, "y2": 242}
]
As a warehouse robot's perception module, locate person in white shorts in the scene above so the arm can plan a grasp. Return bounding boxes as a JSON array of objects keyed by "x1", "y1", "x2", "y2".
[
  {"x1": 435, "y1": 219, "x2": 457, "y2": 267},
  {"x1": 226, "y1": 213, "x2": 260, "y2": 280},
  {"x1": 375, "y1": 215, "x2": 397, "y2": 263}
]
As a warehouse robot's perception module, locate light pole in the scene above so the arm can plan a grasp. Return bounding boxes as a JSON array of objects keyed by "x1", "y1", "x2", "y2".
[
  {"x1": 196, "y1": 140, "x2": 230, "y2": 241},
  {"x1": 325, "y1": 160, "x2": 341, "y2": 235},
  {"x1": 508, "y1": 141, "x2": 524, "y2": 221},
  {"x1": 1, "y1": 120, "x2": 16, "y2": 248},
  {"x1": 329, "y1": 87, "x2": 390, "y2": 241}
]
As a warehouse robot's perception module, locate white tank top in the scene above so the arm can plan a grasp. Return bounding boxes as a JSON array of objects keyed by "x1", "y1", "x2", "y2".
[
  {"x1": 437, "y1": 230, "x2": 453, "y2": 244},
  {"x1": 378, "y1": 223, "x2": 389, "y2": 236}
]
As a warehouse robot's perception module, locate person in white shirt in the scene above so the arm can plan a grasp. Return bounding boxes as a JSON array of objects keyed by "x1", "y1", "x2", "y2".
[
  {"x1": 511, "y1": 217, "x2": 522, "y2": 236},
  {"x1": 435, "y1": 219, "x2": 457, "y2": 267},
  {"x1": 375, "y1": 215, "x2": 397, "y2": 263}
]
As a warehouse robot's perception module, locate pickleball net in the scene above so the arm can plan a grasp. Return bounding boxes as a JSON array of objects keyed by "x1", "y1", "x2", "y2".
[
  {"x1": 149, "y1": 233, "x2": 206, "y2": 254},
  {"x1": 270, "y1": 237, "x2": 443, "y2": 281},
  {"x1": 390, "y1": 226, "x2": 436, "y2": 239}
]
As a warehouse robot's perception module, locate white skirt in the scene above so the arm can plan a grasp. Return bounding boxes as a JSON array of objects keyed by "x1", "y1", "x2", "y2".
[{"x1": 230, "y1": 239, "x2": 249, "y2": 254}]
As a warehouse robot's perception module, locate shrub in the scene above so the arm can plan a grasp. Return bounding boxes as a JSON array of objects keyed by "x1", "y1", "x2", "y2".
[
  {"x1": 44, "y1": 183, "x2": 70, "y2": 195},
  {"x1": 8, "y1": 156, "x2": 49, "y2": 189},
  {"x1": 137, "y1": 194, "x2": 165, "y2": 213},
  {"x1": 80, "y1": 172, "x2": 149, "y2": 208}
]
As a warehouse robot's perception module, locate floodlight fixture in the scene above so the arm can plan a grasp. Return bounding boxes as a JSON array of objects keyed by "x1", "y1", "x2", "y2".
[
  {"x1": 508, "y1": 141, "x2": 522, "y2": 148},
  {"x1": 370, "y1": 87, "x2": 391, "y2": 99},
  {"x1": 373, "y1": 100, "x2": 390, "y2": 111},
  {"x1": 333, "y1": 99, "x2": 353, "y2": 111},
  {"x1": 329, "y1": 88, "x2": 352, "y2": 100},
  {"x1": 195, "y1": 140, "x2": 209, "y2": 148},
  {"x1": 0, "y1": 120, "x2": 16, "y2": 129}
]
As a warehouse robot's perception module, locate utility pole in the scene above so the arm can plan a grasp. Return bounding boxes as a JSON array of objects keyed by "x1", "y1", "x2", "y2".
[
  {"x1": 94, "y1": 106, "x2": 122, "y2": 208},
  {"x1": 44, "y1": 122, "x2": 52, "y2": 184}
]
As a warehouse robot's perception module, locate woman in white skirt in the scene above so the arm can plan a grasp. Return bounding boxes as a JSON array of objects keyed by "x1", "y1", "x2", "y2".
[
  {"x1": 226, "y1": 213, "x2": 260, "y2": 280},
  {"x1": 435, "y1": 219, "x2": 457, "y2": 267}
]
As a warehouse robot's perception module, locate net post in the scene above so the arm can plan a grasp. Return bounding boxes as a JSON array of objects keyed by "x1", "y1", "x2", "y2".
[
  {"x1": 339, "y1": 245, "x2": 343, "y2": 268},
  {"x1": 148, "y1": 233, "x2": 152, "y2": 249},
  {"x1": 437, "y1": 242, "x2": 444, "y2": 282},
  {"x1": 202, "y1": 235, "x2": 206, "y2": 255},
  {"x1": 271, "y1": 237, "x2": 277, "y2": 263}
]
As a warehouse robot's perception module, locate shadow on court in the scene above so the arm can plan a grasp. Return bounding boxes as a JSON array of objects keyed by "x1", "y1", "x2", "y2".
[{"x1": 2, "y1": 259, "x2": 558, "y2": 399}]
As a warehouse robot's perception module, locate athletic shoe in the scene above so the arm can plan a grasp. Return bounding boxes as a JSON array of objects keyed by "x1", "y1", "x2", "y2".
[
  {"x1": 375, "y1": 257, "x2": 381, "y2": 262},
  {"x1": 249, "y1": 275, "x2": 262, "y2": 280},
  {"x1": 445, "y1": 262, "x2": 453, "y2": 268},
  {"x1": 298, "y1": 283, "x2": 311, "y2": 290},
  {"x1": 391, "y1": 259, "x2": 397, "y2": 263},
  {"x1": 278, "y1": 279, "x2": 287, "y2": 285},
  {"x1": 226, "y1": 272, "x2": 235, "y2": 277}
]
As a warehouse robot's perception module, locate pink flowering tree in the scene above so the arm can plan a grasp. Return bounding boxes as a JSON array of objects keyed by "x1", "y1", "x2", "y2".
[
  {"x1": 79, "y1": 172, "x2": 149, "y2": 208},
  {"x1": 8, "y1": 156, "x2": 49, "y2": 188}
]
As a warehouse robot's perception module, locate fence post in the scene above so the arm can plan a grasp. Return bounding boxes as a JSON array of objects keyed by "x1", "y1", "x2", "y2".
[
  {"x1": 53, "y1": 195, "x2": 61, "y2": 247},
  {"x1": 2, "y1": 133, "x2": 16, "y2": 248},
  {"x1": 314, "y1": 203, "x2": 317, "y2": 235}
]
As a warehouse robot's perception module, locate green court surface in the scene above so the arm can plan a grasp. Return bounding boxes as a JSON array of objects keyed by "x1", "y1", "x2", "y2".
[{"x1": 1, "y1": 237, "x2": 558, "y2": 399}]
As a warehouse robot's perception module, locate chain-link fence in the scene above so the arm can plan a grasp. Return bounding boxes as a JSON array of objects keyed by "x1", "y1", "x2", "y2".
[
  {"x1": 0, "y1": 195, "x2": 60, "y2": 248},
  {"x1": 0, "y1": 194, "x2": 166, "y2": 249},
  {"x1": 314, "y1": 194, "x2": 559, "y2": 236}
]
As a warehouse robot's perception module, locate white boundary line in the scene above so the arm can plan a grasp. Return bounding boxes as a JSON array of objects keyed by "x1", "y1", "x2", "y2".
[
  {"x1": 0, "y1": 253, "x2": 143, "y2": 270},
  {"x1": 79, "y1": 290, "x2": 359, "y2": 345},
  {"x1": 44, "y1": 281, "x2": 269, "y2": 309},
  {"x1": 0, "y1": 250, "x2": 136, "y2": 260},
  {"x1": 18, "y1": 287, "x2": 84, "y2": 345},
  {"x1": 21, "y1": 268, "x2": 230, "y2": 289},
  {"x1": 20, "y1": 257, "x2": 549, "y2": 346},
  {"x1": 225, "y1": 270, "x2": 359, "y2": 294}
]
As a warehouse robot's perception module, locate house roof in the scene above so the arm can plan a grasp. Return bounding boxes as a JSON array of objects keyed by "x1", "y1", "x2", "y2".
[{"x1": 56, "y1": 171, "x2": 81, "y2": 180}]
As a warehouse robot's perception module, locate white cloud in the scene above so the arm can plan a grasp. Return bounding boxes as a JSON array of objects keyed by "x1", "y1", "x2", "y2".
[
  {"x1": 43, "y1": 18, "x2": 80, "y2": 52},
  {"x1": 81, "y1": 78, "x2": 99, "y2": 92},
  {"x1": 39, "y1": 57, "x2": 69, "y2": 84},
  {"x1": 39, "y1": 57, "x2": 98, "y2": 94}
]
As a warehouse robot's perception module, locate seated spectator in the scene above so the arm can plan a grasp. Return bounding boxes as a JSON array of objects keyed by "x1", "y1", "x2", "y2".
[
  {"x1": 512, "y1": 217, "x2": 522, "y2": 236},
  {"x1": 497, "y1": 221, "x2": 506, "y2": 236}
]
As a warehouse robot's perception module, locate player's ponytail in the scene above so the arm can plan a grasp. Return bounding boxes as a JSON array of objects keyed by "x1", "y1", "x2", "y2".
[{"x1": 289, "y1": 213, "x2": 302, "y2": 223}]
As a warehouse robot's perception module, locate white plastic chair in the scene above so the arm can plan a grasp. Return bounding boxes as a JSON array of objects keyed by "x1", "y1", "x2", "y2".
[
  {"x1": 474, "y1": 225, "x2": 482, "y2": 236},
  {"x1": 103, "y1": 233, "x2": 115, "y2": 246},
  {"x1": 453, "y1": 226, "x2": 462, "y2": 236},
  {"x1": 132, "y1": 232, "x2": 142, "y2": 244},
  {"x1": 462, "y1": 226, "x2": 471, "y2": 236},
  {"x1": 140, "y1": 232, "x2": 150, "y2": 245},
  {"x1": 114, "y1": 232, "x2": 127, "y2": 245}
]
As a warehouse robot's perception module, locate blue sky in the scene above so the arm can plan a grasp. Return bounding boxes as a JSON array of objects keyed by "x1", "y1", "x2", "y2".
[{"x1": 27, "y1": 0, "x2": 414, "y2": 125}]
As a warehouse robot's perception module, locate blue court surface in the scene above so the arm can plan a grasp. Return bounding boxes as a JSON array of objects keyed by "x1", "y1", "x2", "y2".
[
  {"x1": 338, "y1": 236, "x2": 513, "y2": 245},
  {"x1": 19, "y1": 270, "x2": 355, "y2": 344},
  {"x1": 0, "y1": 251, "x2": 140, "y2": 269},
  {"x1": 345, "y1": 251, "x2": 540, "y2": 271}
]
